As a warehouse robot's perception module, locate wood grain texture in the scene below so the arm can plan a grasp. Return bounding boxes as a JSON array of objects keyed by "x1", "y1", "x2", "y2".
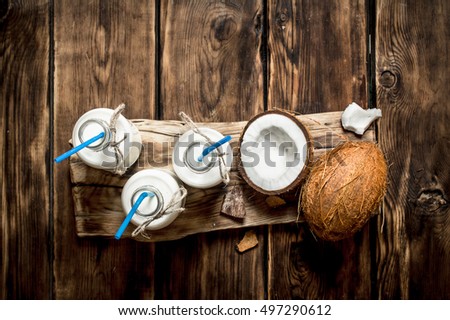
[
  {"x1": 160, "y1": 0, "x2": 264, "y2": 121},
  {"x1": 2, "y1": 0, "x2": 447, "y2": 300},
  {"x1": 54, "y1": 0, "x2": 156, "y2": 299},
  {"x1": 376, "y1": 0, "x2": 450, "y2": 299},
  {"x1": 156, "y1": 0, "x2": 265, "y2": 299},
  {"x1": 70, "y1": 112, "x2": 374, "y2": 241},
  {"x1": 268, "y1": 0, "x2": 367, "y2": 113},
  {"x1": 268, "y1": 225, "x2": 373, "y2": 299},
  {"x1": 267, "y1": 0, "x2": 371, "y2": 298},
  {"x1": 0, "y1": 0, "x2": 50, "y2": 299},
  {"x1": 154, "y1": 227, "x2": 265, "y2": 299}
]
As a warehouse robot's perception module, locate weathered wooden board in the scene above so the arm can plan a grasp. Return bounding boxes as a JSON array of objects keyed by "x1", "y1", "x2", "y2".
[
  {"x1": 0, "y1": 0, "x2": 51, "y2": 299},
  {"x1": 376, "y1": 0, "x2": 450, "y2": 299},
  {"x1": 71, "y1": 112, "x2": 374, "y2": 241},
  {"x1": 2, "y1": 0, "x2": 449, "y2": 301},
  {"x1": 156, "y1": 0, "x2": 266, "y2": 300},
  {"x1": 268, "y1": 0, "x2": 368, "y2": 114},
  {"x1": 54, "y1": 0, "x2": 156, "y2": 299},
  {"x1": 267, "y1": 0, "x2": 371, "y2": 299}
]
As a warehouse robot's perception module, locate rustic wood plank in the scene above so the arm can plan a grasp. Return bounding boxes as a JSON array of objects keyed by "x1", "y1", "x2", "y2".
[
  {"x1": 160, "y1": 0, "x2": 264, "y2": 121},
  {"x1": 267, "y1": 0, "x2": 371, "y2": 298},
  {"x1": 154, "y1": 227, "x2": 266, "y2": 299},
  {"x1": 376, "y1": 0, "x2": 450, "y2": 299},
  {"x1": 54, "y1": 0, "x2": 156, "y2": 299},
  {"x1": 268, "y1": 0, "x2": 368, "y2": 113},
  {"x1": 0, "y1": 0, "x2": 51, "y2": 299},
  {"x1": 70, "y1": 112, "x2": 374, "y2": 241},
  {"x1": 70, "y1": 113, "x2": 371, "y2": 185},
  {"x1": 156, "y1": 0, "x2": 265, "y2": 299}
]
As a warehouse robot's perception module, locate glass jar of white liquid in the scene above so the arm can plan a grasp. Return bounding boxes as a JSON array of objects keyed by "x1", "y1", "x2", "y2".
[
  {"x1": 121, "y1": 169, "x2": 186, "y2": 231},
  {"x1": 172, "y1": 128, "x2": 233, "y2": 189},
  {"x1": 71, "y1": 107, "x2": 142, "y2": 173}
]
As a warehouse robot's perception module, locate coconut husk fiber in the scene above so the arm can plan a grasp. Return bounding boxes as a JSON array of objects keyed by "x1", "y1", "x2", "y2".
[{"x1": 300, "y1": 141, "x2": 387, "y2": 241}]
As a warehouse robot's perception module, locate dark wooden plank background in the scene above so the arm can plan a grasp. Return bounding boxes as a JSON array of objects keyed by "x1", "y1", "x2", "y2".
[
  {"x1": 52, "y1": 0, "x2": 156, "y2": 299},
  {"x1": 376, "y1": 0, "x2": 450, "y2": 299},
  {"x1": 1, "y1": 0, "x2": 449, "y2": 299},
  {"x1": 0, "y1": 0, "x2": 50, "y2": 299},
  {"x1": 267, "y1": 0, "x2": 371, "y2": 299},
  {"x1": 156, "y1": 0, "x2": 265, "y2": 299}
]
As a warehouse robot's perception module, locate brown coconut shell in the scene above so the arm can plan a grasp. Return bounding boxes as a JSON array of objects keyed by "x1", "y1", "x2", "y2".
[
  {"x1": 300, "y1": 141, "x2": 387, "y2": 241},
  {"x1": 238, "y1": 109, "x2": 314, "y2": 195}
]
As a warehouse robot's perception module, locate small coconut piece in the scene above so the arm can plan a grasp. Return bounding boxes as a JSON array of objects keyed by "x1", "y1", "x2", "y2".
[
  {"x1": 239, "y1": 110, "x2": 313, "y2": 195},
  {"x1": 236, "y1": 230, "x2": 258, "y2": 253},
  {"x1": 265, "y1": 196, "x2": 286, "y2": 208},
  {"x1": 221, "y1": 185, "x2": 246, "y2": 218},
  {"x1": 341, "y1": 102, "x2": 382, "y2": 135},
  {"x1": 301, "y1": 141, "x2": 387, "y2": 241}
]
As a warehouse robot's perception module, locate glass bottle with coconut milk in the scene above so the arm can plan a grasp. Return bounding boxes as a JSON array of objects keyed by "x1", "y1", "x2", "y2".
[
  {"x1": 172, "y1": 127, "x2": 233, "y2": 189},
  {"x1": 119, "y1": 169, "x2": 186, "y2": 237},
  {"x1": 69, "y1": 106, "x2": 142, "y2": 173}
]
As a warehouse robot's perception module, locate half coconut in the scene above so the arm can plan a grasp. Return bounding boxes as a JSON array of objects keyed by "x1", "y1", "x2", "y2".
[{"x1": 239, "y1": 110, "x2": 313, "y2": 195}]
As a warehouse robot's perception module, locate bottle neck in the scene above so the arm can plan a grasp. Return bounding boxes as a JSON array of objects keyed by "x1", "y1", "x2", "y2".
[
  {"x1": 131, "y1": 186, "x2": 164, "y2": 217},
  {"x1": 183, "y1": 141, "x2": 218, "y2": 173},
  {"x1": 78, "y1": 119, "x2": 112, "y2": 151}
]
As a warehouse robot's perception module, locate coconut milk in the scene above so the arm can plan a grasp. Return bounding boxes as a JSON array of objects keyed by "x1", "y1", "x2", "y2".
[
  {"x1": 71, "y1": 108, "x2": 142, "y2": 172},
  {"x1": 121, "y1": 169, "x2": 185, "y2": 231},
  {"x1": 172, "y1": 128, "x2": 233, "y2": 189}
]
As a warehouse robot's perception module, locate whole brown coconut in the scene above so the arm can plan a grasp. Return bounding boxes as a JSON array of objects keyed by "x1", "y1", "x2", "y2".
[{"x1": 300, "y1": 141, "x2": 387, "y2": 241}]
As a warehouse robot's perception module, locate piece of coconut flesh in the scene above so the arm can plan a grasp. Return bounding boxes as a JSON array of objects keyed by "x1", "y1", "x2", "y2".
[
  {"x1": 240, "y1": 113, "x2": 308, "y2": 192},
  {"x1": 341, "y1": 102, "x2": 382, "y2": 135}
]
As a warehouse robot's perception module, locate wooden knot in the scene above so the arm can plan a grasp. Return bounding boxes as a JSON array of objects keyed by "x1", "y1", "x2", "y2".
[
  {"x1": 379, "y1": 70, "x2": 396, "y2": 88},
  {"x1": 254, "y1": 13, "x2": 262, "y2": 35},
  {"x1": 416, "y1": 188, "x2": 448, "y2": 214},
  {"x1": 277, "y1": 10, "x2": 289, "y2": 28},
  {"x1": 279, "y1": 13, "x2": 288, "y2": 22},
  {"x1": 0, "y1": 0, "x2": 11, "y2": 23},
  {"x1": 212, "y1": 15, "x2": 236, "y2": 42}
]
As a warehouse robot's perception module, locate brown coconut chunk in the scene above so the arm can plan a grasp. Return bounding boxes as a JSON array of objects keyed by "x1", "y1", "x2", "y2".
[
  {"x1": 221, "y1": 185, "x2": 246, "y2": 218},
  {"x1": 236, "y1": 230, "x2": 258, "y2": 253},
  {"x1": 265, "y1": 195, "x2": 286, "y2": 208}
]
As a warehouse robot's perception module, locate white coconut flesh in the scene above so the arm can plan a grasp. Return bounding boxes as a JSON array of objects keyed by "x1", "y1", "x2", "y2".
[{"x1": 240, "y1": 113, "x2": 308, "y2": 192}]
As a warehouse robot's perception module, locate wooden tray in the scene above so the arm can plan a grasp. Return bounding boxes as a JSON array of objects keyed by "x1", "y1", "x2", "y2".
[{"x1": 70, "y1": 111, "x2": 375, "y2": 241}]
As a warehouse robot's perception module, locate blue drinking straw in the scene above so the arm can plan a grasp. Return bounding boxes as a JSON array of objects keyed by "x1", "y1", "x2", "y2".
[
  {"x1": 197, "y1": 135, "x2": 232, "y2": 162},
  {"x1": 54, "y1": 131, "x2": 105, "y2": 163},
  {"x1": 115, "y1": 191, "x2": 154, "y2": 240}
]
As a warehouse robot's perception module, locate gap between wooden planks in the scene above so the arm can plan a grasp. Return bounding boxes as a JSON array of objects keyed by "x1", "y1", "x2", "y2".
[{"x1": 70, "y1": 111, "x2": 375, "y2": 241}]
